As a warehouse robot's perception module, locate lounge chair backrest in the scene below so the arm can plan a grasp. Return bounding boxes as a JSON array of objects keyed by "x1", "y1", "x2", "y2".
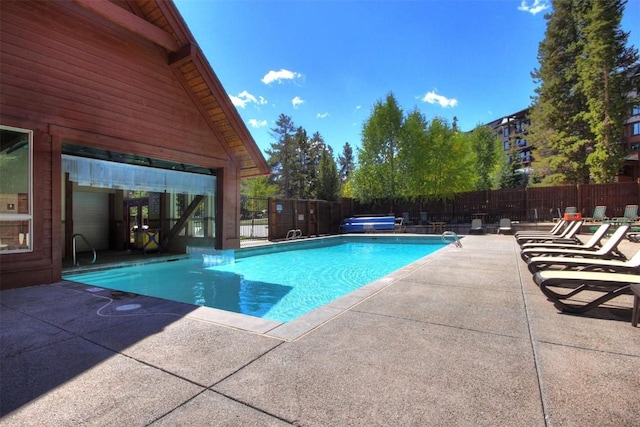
[
  {"x1": 565, "y1": 206, "x2": 577, "y2": 214},
  {"x1": 595, "y1": 224, "x2": 630, "y2": 255},
  {"x1": 592, "y1": 205, "x2": 607, "y2": 219},
  {"x1": 581, "y1": 223, "x2": 611, "y2": 247},
  {"x1": 622, "y1": 204, "x2": 638, "y2": 220},
  {"x1": 559, "y1": 220, "x2": 583, "y2": 238},
  {"x1": 471, "y1": 219, "x2": 482, "y2": 229},
  {"x1": 549, "y1": 219, "x2": 567, "y2": 235},
  {"x1": 499, "y1": 218, "x2": 511, "y2": 228}
]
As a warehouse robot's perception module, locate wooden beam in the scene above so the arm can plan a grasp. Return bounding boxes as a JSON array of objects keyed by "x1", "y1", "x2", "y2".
[
  {"x1": 160, "y1": 195, "x2": 206, "y2": 251},
  {"x1": 168, "y1": 43, "x2": 196, "y2": 67},
  {"x1": 72, "y1": 0, "x2": 180, "y2": 52}
]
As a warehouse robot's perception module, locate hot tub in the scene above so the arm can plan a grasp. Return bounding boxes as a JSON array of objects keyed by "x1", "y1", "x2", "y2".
[{"x1": 339, "y1": 216, "x2": 398, "y2": 233}]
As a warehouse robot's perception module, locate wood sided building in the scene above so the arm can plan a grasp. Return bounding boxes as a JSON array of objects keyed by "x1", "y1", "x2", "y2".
[{"x1": 0, "y1": 0, "x2": 269, "y2": 289}]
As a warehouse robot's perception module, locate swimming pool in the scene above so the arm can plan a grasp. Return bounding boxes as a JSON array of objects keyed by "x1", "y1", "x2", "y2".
[{"x1": 63, "y1": 236, "x2": 448, "y2": 322}]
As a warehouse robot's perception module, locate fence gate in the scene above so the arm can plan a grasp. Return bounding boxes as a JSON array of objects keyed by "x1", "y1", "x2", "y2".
[{"x1": 240, "y1": 196, "x2": 269, "y2": 245}]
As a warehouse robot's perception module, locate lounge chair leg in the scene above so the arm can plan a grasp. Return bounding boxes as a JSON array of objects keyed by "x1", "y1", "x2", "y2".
[
  {"x1": 539, "y1": 282, "x2": 632, "y2": 314},
  {"x1": 631, "y1": 284, "x2": 640, "y2": 327}
]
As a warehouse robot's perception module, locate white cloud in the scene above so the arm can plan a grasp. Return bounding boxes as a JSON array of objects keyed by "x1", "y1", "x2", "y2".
[
  {"x1": 316, "y1": 112, "x2": 329, "y2": 118},
  {"x1": 261, "y1": 69, "x2": 303, "y2": 84},
  {"x1": 248, "y1": 119, "x2": 267, "y2": 128},
  {"x1": 421, "y1": 90, "x2": 458, "y2": 108},
  {"x1": 229, "y1": 90, "x2": 267, "y2": 108},
  {"x1": 517, "y1": 0, "x2": 549, "y2": 15},
  {"x1": 292, "y1": 96, "x2": 304, "y2": 108}
]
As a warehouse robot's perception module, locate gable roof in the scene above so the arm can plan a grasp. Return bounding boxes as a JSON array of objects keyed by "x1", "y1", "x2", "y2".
[{"x1": 73, "y1": 0, "x2": 269, "y2": 178}]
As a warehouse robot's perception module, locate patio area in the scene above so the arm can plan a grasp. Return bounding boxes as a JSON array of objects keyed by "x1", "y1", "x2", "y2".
[{"x1": 1, "y1": 234, "x2": 638, "y2": 426}]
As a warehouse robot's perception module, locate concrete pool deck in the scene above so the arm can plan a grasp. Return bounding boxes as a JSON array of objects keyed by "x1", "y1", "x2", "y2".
[{"x1": 1, "y1": 234, "x2": 639, "y2": 426}]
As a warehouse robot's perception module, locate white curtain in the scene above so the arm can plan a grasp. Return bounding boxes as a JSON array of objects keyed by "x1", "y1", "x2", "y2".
[{"x1": 62, "y1": 155, "x2": 216, "y2": 195}]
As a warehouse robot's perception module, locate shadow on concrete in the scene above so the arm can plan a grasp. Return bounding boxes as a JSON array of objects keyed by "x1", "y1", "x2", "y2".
[{"x1": 0, "y1": 281, "x2": 197, "y2": 417}]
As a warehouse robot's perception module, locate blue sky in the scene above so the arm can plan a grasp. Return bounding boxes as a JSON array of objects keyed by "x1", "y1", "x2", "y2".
[{"x1": 174, "y1": 0, "x2": 639, "y2": 157}]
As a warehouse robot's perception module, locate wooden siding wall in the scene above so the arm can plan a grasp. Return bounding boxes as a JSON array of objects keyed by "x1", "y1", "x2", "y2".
[
  {"x1": 0, "y1": 125, "x2": 58, "y2": 288},
  {"x1": 0, "y1": 1, "x2": 242, "y2": 288},
  {"x1": 1, "y1": 1, "x2": 231, "y2": 167}
]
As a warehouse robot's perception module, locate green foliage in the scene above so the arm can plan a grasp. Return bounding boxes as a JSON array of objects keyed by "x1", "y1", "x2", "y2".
[
  {"x1": 265, "y1": 114, "x2": 297, "y2": 197},
  {"x1": 240, "y1": 176, "x2": 278, "y2": 199},
  {"x1": 338, "y1": 142, "x2": 355, "y2": 183},
  {"x1": 529, "y1": 0, "x2": 638, "y2": 184},
  {"x1": 352, "y1": 94, "x2": 477, "y2": 202},
  {"x1": 421, "y1": 118, "x2": 476, "y2": 198},
  {"x1": 353, "y1": 93, "x2": 404, "y2": 202},
  {"x1": 577, "y1": 0, "x2": 637, "y2": 183},
  {"x1": 529, "y1": 0, "x2": 591, "y2": 184},
  {"x1": 469, "y1": 125, "x2": 501, "y2": 190},
  {"x1": 316, "y1": 149, "x2": 341, "y2": 201},
  {"x1": 265, "y1": 115, "x2": 331, "y2": 199},
  {"x1": 341, "y1": 180, "x2": 353, "y2": 198}
]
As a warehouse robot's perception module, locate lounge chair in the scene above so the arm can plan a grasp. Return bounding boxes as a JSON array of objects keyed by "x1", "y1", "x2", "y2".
[
  {"x1": 584, "y1": 205, "x2": 607, "y2": 222},
  {"x1": 498, "y1": 218, "x2": 512, "y2": 234},
  {"x1": 533, "y1": 270, "x2": 640, "y2": 314},
  {"x1": 520, "y1": 224, "x2": 630, "y2": 262},
  {"x1": 419, "y1": 212, "x2": 428, "y2": 225},
  {"x1": 402, "y1": 212, "x2": 413, "y2": 226},
  {"x1": 520, "y1": 223, "x2": 611, "y2": 251},
  {"x1": 515, "y1": 219, "x2": 566, "y2": 238},
  {"x1": 516, "y1": 220, "x2": 583, "y2": 246},
  {"x1": 553, "y1": 206, "x2": 577, "y2": 222},
  {"x1": 611, "y1": 204, "x2": 639, "y2": 222},
  {"x1": 528, "y1": 247, "x2": 640, "y2": 274},
  {"x1": 469, "y1": 218, "x2": 484, "y2": 234}
]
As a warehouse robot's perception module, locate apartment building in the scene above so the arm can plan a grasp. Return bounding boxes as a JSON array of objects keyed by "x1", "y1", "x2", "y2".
[
  {"x1": 488, "y1": 63, "x2": 640, "y2": 182},
  {"x1": 486, "y1": 108, "x2": 533, "y2": 171}
]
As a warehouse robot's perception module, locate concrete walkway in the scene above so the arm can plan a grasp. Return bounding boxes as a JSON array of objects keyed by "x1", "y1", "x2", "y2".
[{"x1": 1, "y1": 235, "x2": 638, "y2": 426}]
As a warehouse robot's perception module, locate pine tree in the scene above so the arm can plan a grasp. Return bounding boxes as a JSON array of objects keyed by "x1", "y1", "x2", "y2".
[
  {"x1": 289, "y1": 126, "x2": 310, "y2": 199},
  {"x1": 577, "y1": 0, "x2": 638, "y2": 182},
  {"x1": 316, "y1": 149, "x2": 341, "y2": 201},
  {"x1": 529, "y1": 0, "x2": 638, "y2": 184},
  {"x1": 529, "y1": 0, "x2": 591, "y2": 184},
  {"x1": 265, "y1": 114, "x2": 297, "y2": 197},
  {"x1": 338, "y1": 142, "x2": 355, "y2": 183},
  {"x1": 305, "y1": 131, "x2": 327, "y2": 198}
]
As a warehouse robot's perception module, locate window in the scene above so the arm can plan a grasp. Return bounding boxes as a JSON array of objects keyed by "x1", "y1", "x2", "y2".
[
  {"x1": 0, "y1": 126, "x2": 33, "y2": 252},
  {"x1": 515, "y1": 121, "x2": 524, "y2": 133},
  {"x1": 633, "y1": 122, "x2": 640, "y2": 136},
  {"x1": 632, "y1": 105, "x2": 640, "y2": 116}
]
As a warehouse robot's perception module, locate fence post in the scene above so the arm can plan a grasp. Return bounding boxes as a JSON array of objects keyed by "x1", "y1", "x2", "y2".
[{"x1": 577, "y1": 184, "x2": 582, "y2": 214}]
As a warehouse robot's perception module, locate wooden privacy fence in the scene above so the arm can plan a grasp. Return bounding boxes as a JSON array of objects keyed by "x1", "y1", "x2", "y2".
[
  {"x1": 267, "y1": 198, "x2": 354, "y2": 241},
  {"x1": 260, "y1": 182, "x2": 638, "y2": 240},
  {"x1": 354, "y1": 182, "x2": 639, "y2": 225}
]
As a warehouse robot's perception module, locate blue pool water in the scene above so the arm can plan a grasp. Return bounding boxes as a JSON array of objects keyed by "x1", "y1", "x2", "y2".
[{"x1": 64, "y1": 237, "x2": 447, "y2": 322}]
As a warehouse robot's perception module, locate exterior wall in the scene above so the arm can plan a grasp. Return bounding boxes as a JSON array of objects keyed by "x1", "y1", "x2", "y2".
[
  {"x1": 0, "y1": 119, "x2": 58, "y2": 288},
  {"x1": 0, "y1": 1, "x2": 243, "y2": 288},
  {"x1": 489, "y1": 110, "x2": 532, "y2": 169}
]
